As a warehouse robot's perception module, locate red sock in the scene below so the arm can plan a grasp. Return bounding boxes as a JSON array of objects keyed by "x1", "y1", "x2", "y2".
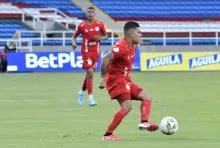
[
  {"x1": 82, "y1": 77, "x2": 87, "y2": 91},
  {"x1": 140, "y1": 100, "x2": 151, "y2": 122},
  {"x1": 87, "y1": 77, "x2": 93, "y2": 95},
  {"x1": 106, "y1": 108, "x2": 128, "y2": 133}
]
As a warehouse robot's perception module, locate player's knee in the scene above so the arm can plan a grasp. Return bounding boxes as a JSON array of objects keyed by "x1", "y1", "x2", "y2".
[
  {"x1": 121, "y1": 100, "x2": 132, "y2": 112},
  {"x1": 139, "y1": 91, "x2": 152, "y2": 102},
  {"x1": 87, "y1": 72, "x2": 93, "y2": 78},
  {"x1": 86, "y1": 69, "x2": 94, "y2": 78},
  {"x1": 122, "y1": 104, "x2": 132, "y2": 112}
]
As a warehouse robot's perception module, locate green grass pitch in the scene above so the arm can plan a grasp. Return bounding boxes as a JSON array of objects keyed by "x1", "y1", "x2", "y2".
[{"x1": 0, "y1": 72, "x2": 220, "y2": 148}]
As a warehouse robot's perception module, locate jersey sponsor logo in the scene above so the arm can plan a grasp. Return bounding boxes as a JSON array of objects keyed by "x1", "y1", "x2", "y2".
[
  {"x1": 189, "y1": 54, "x2": 220, "y2": 69},
  {"x1": 95, "y1": 27, "x2": 99, "y2": 31},
  {"x1": 88, "y1": 42, "x2": 97, "y2": 46},
  {"x1": 25, "y1": 52, "x2": 83, "y2": 68},
  {"x1": 124, "y1": 67, "x2": 131, "y2": 78},
  {"x1": 126, "y1": 83, "x2": 130, "y2": 90},
  {"x1": 90, "y1": 29, "x2": 94, "y2": 31},
  {"x1": 113, "y1": 48, "x2": 119, "y2": 52},
  {"x1": 87, "y1": 59, "x2": 92, "y2": 65},
  {"x1": 147, "y1": 54, "x2": 182, "y2": 69},
  {"x1": 127, "y1": 55, "x2": 134, "y2": 60}
]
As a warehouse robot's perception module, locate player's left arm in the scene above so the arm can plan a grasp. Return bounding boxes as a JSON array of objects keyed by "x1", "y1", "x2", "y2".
[
  {"x1": 99, "y1": 51, "x2": 114, "y2": 89},
  {"x1": 93, "y1": 23, "x2": 108, "y2": 41},
  {"x1": 100, "y1": 22, "x2": 108, "y2": 40},
  {"x1": 72, "y1": 24, "x2": 82, "y2": 50}
]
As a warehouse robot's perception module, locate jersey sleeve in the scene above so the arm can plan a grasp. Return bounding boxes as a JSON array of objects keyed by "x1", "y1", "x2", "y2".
[
  {"x1": 74, "y1": 24, "x2": 82, "y2": 38},
  {"x1": 100, "y1": 22, "x2": 107, "y2": 35},
  {"x1": 110, "y1": 45, "x2": 125, "y2": 58}
]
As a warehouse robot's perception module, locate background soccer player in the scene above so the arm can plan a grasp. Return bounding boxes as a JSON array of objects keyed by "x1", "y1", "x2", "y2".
[
  {"x1": 99, "y1": 22, "x2": 159, "y2": 140},
  {"x1": 72, "y1": 7, "x2": 108, "y2": 106}
]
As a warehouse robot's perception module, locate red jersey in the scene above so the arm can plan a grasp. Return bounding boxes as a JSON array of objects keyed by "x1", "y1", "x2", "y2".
[
  {"x1": 106, "y1": 38, "x2": 136, "y2": 84},
  {"x1": 74, "y1": 20, "x2": 107, "y2": 56}
]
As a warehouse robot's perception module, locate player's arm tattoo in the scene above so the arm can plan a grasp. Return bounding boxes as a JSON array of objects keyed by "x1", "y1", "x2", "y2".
[{"x1": 101, "y1": 51, "x2": 114, "y2": 78}]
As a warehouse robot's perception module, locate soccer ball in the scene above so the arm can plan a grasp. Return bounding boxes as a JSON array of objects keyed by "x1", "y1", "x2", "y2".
[{"x1": 159, "y1": 116, "x2": 178, "y2": 135}]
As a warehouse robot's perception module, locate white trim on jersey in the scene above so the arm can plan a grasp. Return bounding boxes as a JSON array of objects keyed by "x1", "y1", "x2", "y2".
[
  {"x1": 80, "y1": 22, "x2": 86, "y2": 27},
  {"x1": 96, "y1": 21, "x2": 101, "y2": 25},
  {"x1": 85, "y1": 39, "x2": 88, "y2": 52},
  {"x1": 97, "y1": 42, "x2": 100, "y2": 53}
]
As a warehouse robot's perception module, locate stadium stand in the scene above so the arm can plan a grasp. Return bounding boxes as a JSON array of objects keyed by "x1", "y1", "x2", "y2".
[
  {"x1": 90, "y1": 0, "x2": 220, "y2": 21},
  {"x1": 5, "y1": 0, "x2": 86, "y2": 18},
  {"x1": 90, "y1": 0, "x2": 220, "y2": 45}
]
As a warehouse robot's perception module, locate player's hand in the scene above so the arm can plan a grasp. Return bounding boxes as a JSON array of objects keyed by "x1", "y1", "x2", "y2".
[
  {"x1": 72, "y1": 43, "x2": 77, "y2": 50},
  {"x1": 99, "y1": 78, "x2": 106, "y2": 89},
  {"x1": 93, "y1": 35, "x2": 102, "y2": 41}
]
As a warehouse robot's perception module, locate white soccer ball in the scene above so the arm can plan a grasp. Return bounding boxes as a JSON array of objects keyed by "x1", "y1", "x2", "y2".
[{"x1": 159, "y1": 116, "x2": 178, "y2": 135}]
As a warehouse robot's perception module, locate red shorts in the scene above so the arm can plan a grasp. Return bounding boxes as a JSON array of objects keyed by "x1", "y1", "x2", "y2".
[
  {"x1": 82, "y1": 54, "x2": 99, "y2": 70},
  {"x1": 106, "y1": 79, "x2": 143, "y2": 101}
]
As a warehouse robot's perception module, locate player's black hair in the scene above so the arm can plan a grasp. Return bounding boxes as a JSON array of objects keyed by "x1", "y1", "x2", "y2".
[
  {"x1": 87, "y1": 6, "x2": 95, "y2": 11},
  {"x1": 124, "y1": 22, "x2": 140, "y2": 33}
]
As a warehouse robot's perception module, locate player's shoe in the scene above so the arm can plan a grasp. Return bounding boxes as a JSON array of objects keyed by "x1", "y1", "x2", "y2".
[
  {"x1": 89, "y1": 98, "x2": 97, "y2": 106},
  {"x1": 138, "y1": 122, "x2": 159, "y2": 132},
  {"x1": 102, "y1": 135, "x2": 122, "y2": 140},
  {"x1": 78, "y1": 91, "x2": 84, "y2": 106}
]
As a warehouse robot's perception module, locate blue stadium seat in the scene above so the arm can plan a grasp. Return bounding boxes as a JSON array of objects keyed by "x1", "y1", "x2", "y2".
[
  {"x1": 32, "y1": 40, "x2": 41, "y2": 46},
  {"x1": 21, "y1": 34, "x2": 37, "y2": 38},
  {"x1": 8, "y1": 0, "x2": 220, "y2": 19},
  {"x1": 6, "y1": 0, "x2": 86, "y2": 18},
  {"x1": 90, "y1": 0, "x2": 220, "y2": 19},
  {"x1": 151, "y1": 40, "x2": 163, "y2": 45},
  {"x1": 0, "y1": 22, "x2": 37, "y2": 39}
]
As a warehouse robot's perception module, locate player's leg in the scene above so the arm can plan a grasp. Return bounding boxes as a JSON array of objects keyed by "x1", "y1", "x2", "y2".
[
  {"x1": 78, "y1": 57, "x2": 97, "y2": 106},
  {"x1": 77, "y1": 76, "x2": 87, "y2": 106},
  {"x1": 85, "y1": 67, "x2": 97, "y2": 106},
  {"x1": 77, "y1": 56, "x2": 88, "y2": 106},
  {"x1": 137, "y1": 90, "x2": 158, "y2": 131},
  {"x1": 130, "y1": 83, "x2": 159, "y2": 132},
  {"x1": 102, "y1": 91, "x2": 131, "y2": 140}
]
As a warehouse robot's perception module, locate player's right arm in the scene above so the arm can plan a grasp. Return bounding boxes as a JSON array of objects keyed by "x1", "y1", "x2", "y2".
[
  {"x1": 99, "y1": 46, "x2": 125, "y2": 89},
  {"x1": 72, "y1": 24, "x2": 82, "y2": 50},
  {"x1": 99, "y1": 51, "x2": 114, "y2": 89}
]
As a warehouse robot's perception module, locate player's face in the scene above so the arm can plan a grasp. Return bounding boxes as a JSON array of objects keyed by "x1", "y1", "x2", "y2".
[
  {"x1": 131, "y1": 27, "x2": 142, "y2": 44},
  {"x1": 86, "y1": 9, "x2": 96, "y2": 20}
]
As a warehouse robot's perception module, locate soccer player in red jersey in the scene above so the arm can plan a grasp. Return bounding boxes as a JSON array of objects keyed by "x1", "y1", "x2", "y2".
[
  {"x1": 72, "y1": 7, "x2": 108, "y2": 106},
  {"x1": 99, "y1": 22, "x2": 159, "y2": 140}
]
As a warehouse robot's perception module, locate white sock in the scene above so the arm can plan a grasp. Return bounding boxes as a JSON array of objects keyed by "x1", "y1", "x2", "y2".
[
  {"x1": 89, "y1": 94, "x2": 93, "y2": 100},
  {"x1": 79, "y1": 90, "x2": 84, "y2": 94}
]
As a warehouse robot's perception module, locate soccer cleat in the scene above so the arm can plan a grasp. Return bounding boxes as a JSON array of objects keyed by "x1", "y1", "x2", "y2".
[
  {"x1": 89, "y1": 98, "x2": 97, "y2": 106},
  {"x1": 78, "y1": 91, "x2": 84, "y2": 106},
  {"x1": 102, "y1": 135, "x2": 122, "y2": 140},
  {"x1": 138, "y1": 122, "x2": 159, "y2": 132}
]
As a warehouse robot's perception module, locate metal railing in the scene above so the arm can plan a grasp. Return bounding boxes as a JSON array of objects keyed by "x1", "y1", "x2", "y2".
[
  {"x1": 22, "y1": 8, "x2": 82, "y2": 30},
  {"x1": 22, "y1": 8, "x2": 47, "y2": 32},
  {"x1": 16, "y1": 30, "x2": 220, "y2": 46},
  {"x1": 17, "y1": 30, "x2": 75, "y2": 46},
  {"x1": 17, "y1": 30, "x2": 117, "y2": 46},
  {"x1": 0, "y1": 39, "x2": 33, "y2": 52},
  {"x1": 144, "y1": 31, "x2": 219, "y2": 46}
]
